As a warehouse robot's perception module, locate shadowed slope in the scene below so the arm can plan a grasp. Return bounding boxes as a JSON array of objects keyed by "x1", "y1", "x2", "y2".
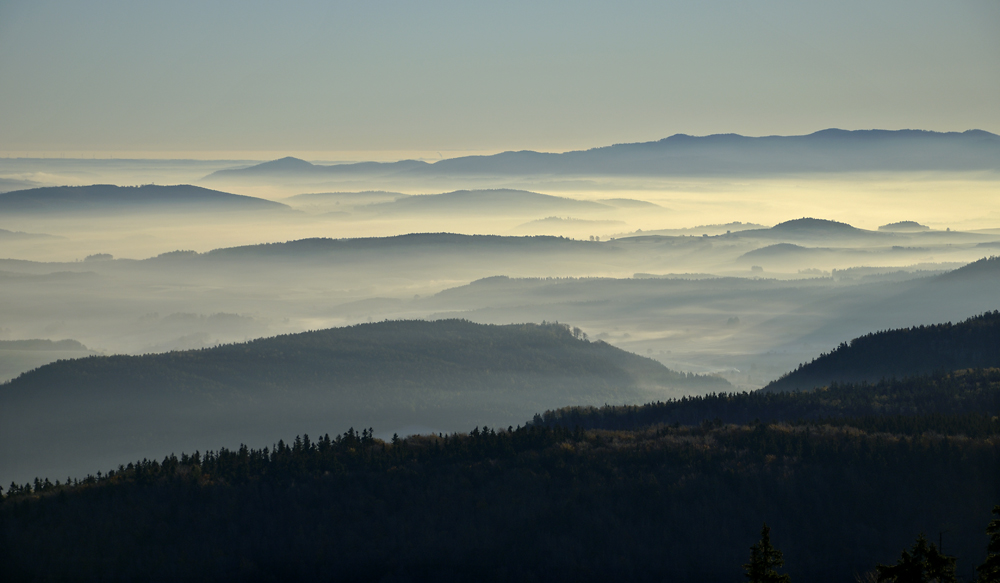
[
  {"x1": 0, "y1": 319, "x2": 728, "y2": 485},
  {"x1": 763, "y1": 310, "x2": 1000, "y2": 392}
]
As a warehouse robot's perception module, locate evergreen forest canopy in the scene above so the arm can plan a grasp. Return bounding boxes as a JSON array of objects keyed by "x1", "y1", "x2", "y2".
[
  {"x1": 765, "y1": 308, "x2": 1000, "y2": 393},
  {"x1": 1, "y1": 139, "x2": 1000, "y2": 580},
  {"x1": 0, "y1": 319, "x2": 727, "y2": 487},
  {"x1": 3, "y1": 367, "x2": 1000, "y2": 582}
]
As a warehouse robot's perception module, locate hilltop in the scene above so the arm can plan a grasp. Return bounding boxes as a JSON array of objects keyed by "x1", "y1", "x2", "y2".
[
  {"x1": 767, "y1": 218, "x2": 860, "y2": 234},
  {"x1": 879, "y1": 221, "x2": 930, "y2": 232},
  {"x1": 732, "y1": 218, "x2": 886, "y2": 243},
  {"x1": 763, "y1": 311, "x2": 1000, "y2": 392},
  {"x1": 156, "y1": 233, "x2": 612, "y2": 262},
  {"x1": 0, "y1": 319, "x2": 727, "y2": 485},
  {"x1": 0, "y1": 184, "x2": 289, "y2": 214},
  {"x1": 359, "y1": 189, "x2": 612, "y2": 215}
]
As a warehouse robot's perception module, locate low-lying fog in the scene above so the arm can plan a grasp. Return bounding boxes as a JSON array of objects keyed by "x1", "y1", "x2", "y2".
[
  {"x1": 2, "y1": 170, "x2": 999, "y2": 262},
  {"x1": 2, "y1": 158, "x2": 1000, "y2": 393}
]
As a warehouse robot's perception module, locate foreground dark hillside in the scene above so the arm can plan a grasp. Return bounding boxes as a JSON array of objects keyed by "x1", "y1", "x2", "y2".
[
  {"x1": 537, "y1": 368, "x2": 1000, "y2": 432},
  {"x1": 0, "y1": 320, "x2": 725, "y2": 486},
  {"x1": 764, "y1": 308, "x2": 1000, "y2": 393},
  {"x1": 3, "y1": 410, "x2": 997, "y2": 582}
]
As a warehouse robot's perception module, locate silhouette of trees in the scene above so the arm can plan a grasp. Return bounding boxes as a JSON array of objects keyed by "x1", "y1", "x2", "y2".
[
  {"x1": 767, "y1": 311, "x2": 1000, "y2": 392},
  {"x1": 979, "y1": 506, "x2": 1000, "y2": 583},
  {"x1": 744, "y1": 523, "x2": 791, "y2": 583},
  {"x1": 876, "y1": 534, "x2": 956, "y2": 583},
  {"x1": 2, "y1": 417, "x2": 997, "y2": 582}
]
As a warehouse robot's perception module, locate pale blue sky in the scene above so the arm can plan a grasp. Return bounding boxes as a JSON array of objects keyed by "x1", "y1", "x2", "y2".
[{"x1": 1, "y1": 0, "x2": 998, "y2": 157}]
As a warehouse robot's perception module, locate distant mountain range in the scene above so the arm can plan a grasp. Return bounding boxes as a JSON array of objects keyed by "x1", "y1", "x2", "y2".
[
  {"x1": 150, "y1": 233, "x2": 612, "y2": 263},
  {"x1": 204, "y1": 129, "x2": 1000, "y2": 181},
  {"x1": 0, "y1": 184, "x2": 289, "y2": 214},
  {"x1": 0, "y1": 228, "x2": 57, "y2": 240}
]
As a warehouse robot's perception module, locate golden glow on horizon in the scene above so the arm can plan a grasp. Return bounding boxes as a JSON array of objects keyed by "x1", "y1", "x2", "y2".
[{"x1": 0, "y1": 149, "x2": 518, "y2": 163}]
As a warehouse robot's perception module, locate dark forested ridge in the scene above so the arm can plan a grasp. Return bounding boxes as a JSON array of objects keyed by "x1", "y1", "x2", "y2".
[
  {"x1": 4, "y1": 319, "x2": 719, "y2": 399},
  {"x1": 0, "y1": 320, "x2": 726, "y2": 486},
  {"x1": 763, "y1": 310, "x2": 1000, "y2": 392},
  {"x1": 535, "y1": 368, "x2": 1000, "y2": 433},
  {"x1": 3, "y1": 412, "x2": 998, "y2": 582},
  {"x1": 937, "y1": 255, "x2": 1000, "y2": 282}
]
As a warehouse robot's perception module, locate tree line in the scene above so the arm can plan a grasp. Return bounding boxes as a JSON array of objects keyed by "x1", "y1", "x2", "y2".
[{"x1": 3, "y1": 415, "x2": 998, "y2": 582}]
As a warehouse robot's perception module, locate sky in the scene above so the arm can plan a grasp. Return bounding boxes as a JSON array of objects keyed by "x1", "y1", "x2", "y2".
[{"x1": 1, "y1": 0, "x2": 998, "y2": 159}]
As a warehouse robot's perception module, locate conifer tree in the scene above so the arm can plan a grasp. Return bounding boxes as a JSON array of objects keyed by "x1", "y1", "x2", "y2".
[
  {"x1": 744, "y1": 523, "x2": 792, "y2": 583},
  {"x1": 979, "y1": 506, "x2": 1000, "y2": 583},
  {"x1": 876, "y1": 533, "x2": 956, "y2": 583}
]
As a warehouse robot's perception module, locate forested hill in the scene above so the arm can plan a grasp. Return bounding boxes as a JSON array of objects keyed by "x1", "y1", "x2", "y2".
[
  {"x1": 4, "y1": 389, "x2": 999, "y2": 582},
  {"x1": 6, "y1": 319, "x2": 718, "y2": 398},
  {"x1": 0, "y1": 320, "x2": 727, "y2": 486},
  {"x1": 535, "y1": 368, "x2": 1000, "y2": 432},
  {"x1": 187, "y1": 233, "x2": 607, "y2": 261},
  {"x1": 0, "y1": 184, "x2": 288, "y2": 214},
  {"x1": 762, "y1": 310, "x2": 1000, "y2": 393}
]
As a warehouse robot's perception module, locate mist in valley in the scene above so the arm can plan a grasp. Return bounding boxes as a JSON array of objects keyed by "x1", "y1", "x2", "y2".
[
  {"x1": 6, "y1": 1, "x2": 1000, "y2": 577},
  {"x1": 3, "y1": 132, "x2": 1000, "y2": 485}
]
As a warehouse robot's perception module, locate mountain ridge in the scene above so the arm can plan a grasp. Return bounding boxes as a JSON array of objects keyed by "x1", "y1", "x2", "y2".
[
  {"x1": 204, "y1": 129, "x2": 1000, "y2": 180},
  {"x1": 763, "y1": 310, "x2": 1000, "y2": 392}
]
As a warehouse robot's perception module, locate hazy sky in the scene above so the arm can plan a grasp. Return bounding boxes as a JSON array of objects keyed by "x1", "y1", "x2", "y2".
[{"x1": 1, "y1": 0, "x2": 998, "y2": 158}]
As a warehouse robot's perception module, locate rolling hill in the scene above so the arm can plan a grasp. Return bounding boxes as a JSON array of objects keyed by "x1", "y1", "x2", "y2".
[
  {"x1": 358, "y1": 189, "x2": 612, "y2": 215},
  {"x1": 4, "y1": 369, "x2": 999, "y2": 582},
  {"x1": 732, "y1": 218, "x2": 887, "y2": 242},
  {"x1": 0, "y1": 184, "x2": 289, "y2": 214},
  {"x1": 0, "y1": 319, "x2": 728, "y2": 485},
  {"x1": 763, "y1": 310, "x2": 1000, "y2": 392},
  {"x1": 173, "y1": 233, "x2": 615, "y2": 262},
  {"x1": 0, "y1": 228, "x2": 57, "y2": 240}
]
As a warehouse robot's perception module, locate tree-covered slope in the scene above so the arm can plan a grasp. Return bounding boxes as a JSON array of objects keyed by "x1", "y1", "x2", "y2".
[
  {"x1": 0, "y1": 184, "x2": 288, "y2": 214},
  {"x1": 536, "y1": 368, "x2": 1000, "y2": 432},
  {"x1": 0, "y1": 320, "x2": 727, "y2": 486},
  {"x1": 4, "y1": 342, "x2": 1000, "y2": 581},
  {"x1": 762, "y1": 310, "x2": 1000, "y2": 393},
  {"x1": 3, "y1": 414, "x2": 997, "y2": 582}
]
